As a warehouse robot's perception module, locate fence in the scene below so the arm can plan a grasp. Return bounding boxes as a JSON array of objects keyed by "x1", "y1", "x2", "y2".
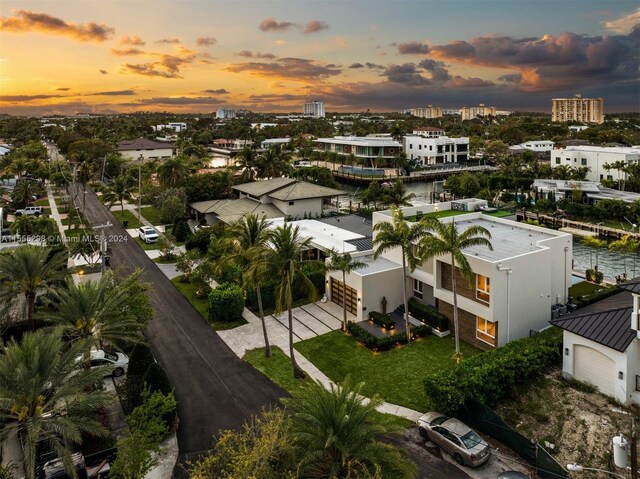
[{"x1": 458, "y1": 400, "x2": 568, "y2": 479}]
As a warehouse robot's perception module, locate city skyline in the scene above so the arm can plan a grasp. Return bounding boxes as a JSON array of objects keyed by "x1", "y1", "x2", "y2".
[{"x1": 0, "y1": 0, "x2": 638, "y2": 115}]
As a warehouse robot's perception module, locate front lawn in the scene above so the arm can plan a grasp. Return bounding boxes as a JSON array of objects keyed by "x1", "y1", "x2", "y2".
[
  {"x1": 170, "y1": 276, "x2": 247, "y2": 330},
  {"x1": 568, "y1": 280, "x2": 602, "y2": 298},
  {"x1": 483, "y1": 209, "x2": 513, "y2": 218},
  {"x1": 140, "y1": 206, "x2": 163, "y2": 225},
  {"x1": 134, "y1": 237, "x2": 161, "y2": 251},
  {"x1": 295, "y1": 331, "x2": 480, "y2": 411},
  {"x1": 407, "y1": 210, "x2": 469, "y2": 222},
  {"x1": 112, "y1": 209, "x2": 141, "y2": 229},
  {"x1": 244, "y1": 346, "x2": 411, "y2": 430}
]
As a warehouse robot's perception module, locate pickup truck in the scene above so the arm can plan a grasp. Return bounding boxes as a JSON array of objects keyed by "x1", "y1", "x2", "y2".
[{"x1": 15, "y1": 206, "x2": 43, "y2": 216}]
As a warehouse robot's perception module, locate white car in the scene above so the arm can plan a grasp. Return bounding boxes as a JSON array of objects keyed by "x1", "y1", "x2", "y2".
[
  {"x1": 15, "y1": 206, "x2": 43, "y2": 216},
  {"x1": 77, "y1": 350, "x2": 130, "y2": 377},
  {"x1": 138, "y1": 226, "x2": 159, "y2": 243}
]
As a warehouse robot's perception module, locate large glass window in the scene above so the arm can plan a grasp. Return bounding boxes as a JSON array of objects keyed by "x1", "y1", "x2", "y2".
[
  {"x1": 413, "y1": 279, "x2": 423, "y2": 299},
  {"x1": 476, "y1": 317, "x2": 495, "y2": 345},
  {"x1": 476, "y1": 274, "x2": 490, "y2": 303}
]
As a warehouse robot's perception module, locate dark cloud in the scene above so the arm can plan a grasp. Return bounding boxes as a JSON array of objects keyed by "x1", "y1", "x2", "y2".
[
  {"x1": 0, "y1": 9, "x2": 114, "y2": 42},
  {"x1": 448, "y1": 76, "x2": 496, "y2": 88},
  {"x1": 126, "y1": 96, "x2": 225, "y2": 105},
  {"x1": 226, "y1": 57, "x2": 342, "y2": 80},
  {"x1": 99, "y1": 69, "x2": 109, "y2": 75},
  {"x1": 246, "y1": 93, "x2": 305, "y2": 102},
  {"x1": 120, "y1": 35, "x2": 145, "y2": 46},
  {"x1": 235, "y1": 50, "x2": 277, "y2": 59},
  {"x1": 398, "y1": 41, "x2": 430, "y2": 55},
  {"x1": 259, "y1": 17, "x2": 297, "y2": 32},
  {"x1": 202, "y1": 89, "x2": 229, "y2": 94},
  {"x1": 349, "y1": 63, "x2": 364, "y2": 68},
  {"x1": 381, "y1": 63, "x2": 430, "y2": 86},
  {"x1": 196, "y1": 37, "x2": 217, "y2": 46},
  {"x1": 56, "y1": 87, "x2": 71, "y2": 91},
  {"x1": 86, "y1": 90, "x2": 136, "y2": 96},
  {"x1": 123, "y1": 63, "x2": 182, "y2": 79},
  {"x1": 417, "y1": 59, "x2": 450, "y2": 81},
  {"x1": 302, "y1": 20, "x2": 329, "y2": 34},
  {"x1": 498, "y1": 73, "x2": 522, "y2": 83},
  {"x1": 156, "y1": 37, "x2": 180, "y2": 44},
  {"x1": 111, "y1": 48, "x2": 145, "y2": 56},
  {"x1": 365, "y1": 62, "x2": 385, "y2": 70},
  {"x1": 0, "y1": 94, "x2": 63, "y2": 102}
]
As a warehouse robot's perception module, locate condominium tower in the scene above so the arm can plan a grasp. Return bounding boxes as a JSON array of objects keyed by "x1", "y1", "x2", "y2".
[
  {"x1": 551, "y1": 94, "x2": 604, "y2": 124},
  {"x1": 303, "y1": 100, "x2": 325, "y2": 118}
]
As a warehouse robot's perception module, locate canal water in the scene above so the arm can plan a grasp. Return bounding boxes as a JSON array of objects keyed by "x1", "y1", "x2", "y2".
[
  {"x1": 337, "y1": 180, "x2": 442, "y2": 205},
  {"x1": 572, "y1": 237, "x2": 632, "y2": 282}
]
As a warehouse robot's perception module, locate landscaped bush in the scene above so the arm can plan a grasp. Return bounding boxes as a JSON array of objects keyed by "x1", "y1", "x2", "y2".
[
  {"x1": 408, "y1": 298, "x2": 449, "y2": 332},
  {"x1": 120, "y1": 343, "x2": 155, "y2": 414},
  {"x1": 144, "y1": 362, "x2": 174, "y2": 397},
  {"x1": 368, "y1": 311, "x2": 395, "y2": 330},
  {"x1": 423, "y1": 327, "x2": 563, "y2": 415},
  {"x1": 185, "y1": 227, "x2": 216, "y2": 253},
  {"x1": 347, "y1": 321, "x2": 431, "y2": 351},
  {"x1": 172, "y1": 219, "x2": 191, "y2": 243},
  {"x1": 585, "y1": 268, "x2": 604, "y2": 284},
  {"x1": 208, "y1": 282, "x2": 245, "y2": 323},
  {"x1": 575, "y1": 286, "x2": 619, "y2": 309}
]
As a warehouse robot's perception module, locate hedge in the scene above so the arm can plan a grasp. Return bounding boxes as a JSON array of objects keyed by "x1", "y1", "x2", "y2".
[
  {"x1": 575, "y1": 286, "x2": 619, "y2": 309},
  {"x1": 208, "y1": 282, "x2": 245, "y2": 323},
  {"x1": 408, "y1": 297, "x2": 449, "y2": 332},
  {"x1": 423, "y1": 327, "x2": 563, "y2": 415},
  {"x1": 347, "y1": 321, "x2": 431, "y2": 351},
  {"x1": 368, "y1": 311, "x2": 395, "y2": 330}
]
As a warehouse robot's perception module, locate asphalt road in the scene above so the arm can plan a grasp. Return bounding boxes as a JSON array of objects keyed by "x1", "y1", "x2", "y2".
[{"x1": 79, "y1": 187, "x2": 285, "y2": 467}]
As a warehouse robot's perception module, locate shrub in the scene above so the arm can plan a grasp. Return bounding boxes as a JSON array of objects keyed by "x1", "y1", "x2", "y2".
[
  {"x1": 423, "y1": 327, "x2": 563, "y2": 415},
  {"x1": 368, "y1": 311, "x2": 395, "y2": 330},
  {"x1": 185, "y1": 227, "x2": 216, "y2": 253},
  {"x1": 173, "y1": 220, "x2": 191, "y2": 243},
  {"x1": 408, "y1": 298, "x2": 449, "y2": 331},
  {"x1": 208, "y1": 282, "x2": 245, "y2": 323},
  {"x1": 576, "y1": 286, "x2": 619, "y2": 309},
  {"x1": 585, "y1": 268, "x2": 604, "y2": 284},
  {"x1": 120, "y1": 344, "x2": 155, "y2": 413},
  {"x1": 347, "y1": 321, "x2": 431, "y2": 351},
  {"x1": 144, "y1": 362, "x2": 173, "y2": 396}
]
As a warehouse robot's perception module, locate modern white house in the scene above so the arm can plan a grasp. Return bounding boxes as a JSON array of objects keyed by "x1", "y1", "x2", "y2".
[
  {"x1": 551, "y1": 145, "x2": 640, "y2": 183},
  {"x1": 261, "y1": 138, "x2": 290, "y2": 149},
  {"x1": 152, "y1": 123, "x2": 187, "y2": 133},
  {"x1": 403, "y1": 129, "x2": 469, "y2": 165},
  {"x1": 314, "y1": 136, "x2": 402, "y2": 164},
  {"x1": 533, "y1": 179, "x2": 640, "y2": 205},
  {"x1": 116, "y1": 138, "x2": 176, "y2": 161},
  {"x1": 551, "y1": 281, "x2": 640, "y2": 406}
]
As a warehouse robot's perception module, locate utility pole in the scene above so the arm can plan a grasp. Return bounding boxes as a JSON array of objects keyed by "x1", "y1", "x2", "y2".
[
  {"x1": 93, "y1": 223, "x2": 112, "y2": 273},
  {"x1": 632, "y1": 416, "x2": 638, "y2": 479},
  {"x1": 138, "y1": 157, "x2": 142, "y2": 223}
]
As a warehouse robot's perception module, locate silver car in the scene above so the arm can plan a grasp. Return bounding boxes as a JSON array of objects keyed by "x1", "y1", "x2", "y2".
[{"x1": 417, "y1": 412, "x2": 491, "y2": 467}]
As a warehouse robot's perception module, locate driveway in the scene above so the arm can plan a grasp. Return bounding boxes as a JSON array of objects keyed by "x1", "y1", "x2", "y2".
[{"x1": 79, "y1": 187, "x2": 285, "y2": 468}]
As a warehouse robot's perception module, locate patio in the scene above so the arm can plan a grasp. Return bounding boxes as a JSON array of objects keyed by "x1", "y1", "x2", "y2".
[{"x1": 356, "y1": 306, "x2": 423, "y2": 338}]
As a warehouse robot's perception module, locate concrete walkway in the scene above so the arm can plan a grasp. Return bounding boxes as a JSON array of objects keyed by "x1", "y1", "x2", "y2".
[{"x1": 46, "y1": 184, "x2": 66, "y2": 242}]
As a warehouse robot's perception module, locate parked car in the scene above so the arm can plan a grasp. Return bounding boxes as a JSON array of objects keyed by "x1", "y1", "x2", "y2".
[
  {"x1": 138, "y1": 226, "x2": 159, "y2": 243},
  {"x1": 76, "y1": 350, "x2": 130, "y2": 377},
  {"x1": 15, "y1": 205, "x2": 43, "y2": 216},
  {"x1": 417, "y1": 412, "x2": 491, "y2": 467}
]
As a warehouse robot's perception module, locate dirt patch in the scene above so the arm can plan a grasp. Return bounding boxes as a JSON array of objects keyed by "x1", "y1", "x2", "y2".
[{"x1": 496, "y1": 369, "x2": 639, "y2": 475}]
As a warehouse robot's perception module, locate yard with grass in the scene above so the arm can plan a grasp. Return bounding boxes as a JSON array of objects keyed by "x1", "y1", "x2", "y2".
[
  {"x1": 140, "y1": 206, "x2": 163, "y2": 225},
  {"x1": 170, "y1": 276, "x2": 247, "y2": 330},
  {"x1": 244, "y1": 346, "x2": 411, "y2": 430},
  {"x1": 482, "y1": 209, "x2": 513, "y2": 218},
  {"x1": 134, "y1": 237, "x2": 161, "y2": 251},
  {"x1": 407, "y1": 210, "x2": 469, "y2": 222},
  {"x1": 112, "y1": 209, "x2": 141, "y2": 229},
  {"x1": 294, "y1": 331, "x2": 480, "y2": 411},
  {"x1": 568, "y1": 280, "x2": 603, "y2": 298}
]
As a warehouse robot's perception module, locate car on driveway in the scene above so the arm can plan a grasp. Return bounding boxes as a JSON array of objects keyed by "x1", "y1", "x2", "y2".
[
  {"x1": 138, "y1": 226, "x2": 159, "y2": 243},
  {"x1": 417, "y1": 412, "x2": 491, "y2": 467},
  {"x1": 77, "y1": 350, "x2": 129, "y2": 377},
  {"x1": 15, "y1": 205, "x2": 43, "y2": 216}
]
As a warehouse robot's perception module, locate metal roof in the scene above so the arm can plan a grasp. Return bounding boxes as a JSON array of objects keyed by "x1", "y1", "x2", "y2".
[
  {"x1": 117, "y1": 138, "x2": 175, "y2": 151},
  {"x1": 550, "y1": 291, "x2": 636, "y2": 352},
  {"x1": 617, "y1": 278, "x2": 640, "y2": 294},
  {"x1": 345, "y1": 236, "x2": 373, "y2": 252},
  {"x1": 317, "y1": 215, "x2": 373, "y2": 237}
]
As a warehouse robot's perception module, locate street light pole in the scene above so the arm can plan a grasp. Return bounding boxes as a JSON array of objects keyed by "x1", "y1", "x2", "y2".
[{"x1": 93, "y1": 223, "x2": 112, "y2": 273}]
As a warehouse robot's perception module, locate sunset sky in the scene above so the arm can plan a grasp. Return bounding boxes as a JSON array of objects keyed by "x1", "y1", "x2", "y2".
[{"x1": 0, "y1": 0, "x2": 638, "y2": 115}]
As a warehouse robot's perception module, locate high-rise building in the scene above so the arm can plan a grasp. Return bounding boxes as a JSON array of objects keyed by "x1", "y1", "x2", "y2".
[
  {"x1": 303, "y1": 100, "x2": 325, "y2": 118},
  {"x1": 461, "y1": 104, "x2": 496, "y2": 121},
  {"x1": 216, "y1": 107, "x2": 236, "y2": 120},
  {"x1": 551, "y1": 94, "x2": 604, "y2": 124},
  {"x1": 409, "y1": 105, "x2": 443, "y2": 119}
]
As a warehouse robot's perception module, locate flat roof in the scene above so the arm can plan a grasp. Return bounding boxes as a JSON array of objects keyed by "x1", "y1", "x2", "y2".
[
  {"x1": 269, "y1": 218, "x2": 365, "y2": 253},
  {"x1": 556, "y1": 145, "x2": 640, "y2": 155},
  {"x1": 317, "y1": 215, "x2": 373, "y2": 237},
  {"x1": 315, "y1": 136, "x2": 401, "y2": 147},
  {"x1": 353, "y1": 254, "x2": 403, "y2": 276}
]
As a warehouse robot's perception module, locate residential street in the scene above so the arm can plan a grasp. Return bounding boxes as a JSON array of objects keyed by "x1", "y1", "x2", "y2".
[{"x1": 79, "y1": 186, "x2": 286, "y2": 468}]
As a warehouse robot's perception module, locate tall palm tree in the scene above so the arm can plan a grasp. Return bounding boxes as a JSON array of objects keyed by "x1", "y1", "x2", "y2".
[
  {"x1": 0, "y1": 245, "x2": 67, "y2": 331},
  {"x1": 287, "y1": 378, "x2": 416, "y2": 479},
  {"x1": 373, "y1": 207, "x2": 431, "y2": 340},
  {"x1": 0, "y1": 329, "x2": 113, "y2": 479},
  {"x1": 417, "y1": 218, "x2": 492, "y2": 360},
  {"x1": 75, "y1": 161, "x2": 94, "y2": 212},
  {"x1": 581, "y1": 236, "x2": 607, "y2": 273},
  {"x1": 219, "y1": 214, "x2": 273, "y2": 358},
  {"x1": 157, "y1": 156, "x2": 189, "y2": 188},
  {"x1": 100, "y1": 174, "x2": 135, "y2": 216},
  {"x1": 259, "y1": 224, "x2": 318, "y2": 378},
  {"x1": 257, "y1": 146, "x2": 291, "y2": 179},
  {"x1": 382, "y1": 181, "x2": 415, "y2": 208},
  {"x1": 327, "y1": 250, "x2": 366, "y2": 332},
  {"x1": 609, "y1": 235, "x2": 636, "y2": 280},
  {"x1": 48, "y1": 272, "x2": 145, "y2": 351},
  {"x1": 235, "y1": 147, "x2": 258, "y2": 182}
]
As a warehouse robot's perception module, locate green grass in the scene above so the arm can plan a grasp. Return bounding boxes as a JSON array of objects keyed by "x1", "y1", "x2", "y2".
[
  {"x1": 153, "y1": 255, "x2": 177, "y2": 264},
  {"x1": 34, "y1": 198, "x2": 50, "y2": 206},
  {"x1": 140, "y1": 207, "x2": 163, "y2": 225},
  {"x1": 134, "y1": 237, "x2": 160, "y2": 251},
  {"x1": 170, "y1": 276, "x2": 247, "y2": 330},
  {"x1": 407, "y1": 210, "x2": 469, "y2": 222},
  {"x1": 295, "y1": 331, "x2": 480, "y2": 411},
  {"x1": 244, "y1": 346, "x2": 411, "y2": 430},
  {"x1": 568, "y1": 281, "x2": 603, "y2": 298},
  {"x1": 483, "y1": 209, "x2": 513, "y2": 218},
  {"x1": 112, "y1": 209, "x2": 142, "y2": 229}
]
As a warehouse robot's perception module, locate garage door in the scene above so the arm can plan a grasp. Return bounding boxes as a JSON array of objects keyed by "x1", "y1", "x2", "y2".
[
  {"x1": 574, "y1": 345, "x2": 615, "y2": 397},
  {"x1": 331, "y1": 278, "x2": 358, "y2": 315}
]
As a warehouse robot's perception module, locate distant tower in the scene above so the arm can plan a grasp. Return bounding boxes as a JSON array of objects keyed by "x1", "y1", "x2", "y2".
[
  {"x1": 551, "y1": 94, "x2": 604, "y2": 124},
  {"x1": 303, "y1": 100, "x2": 325, "y2": 118}
]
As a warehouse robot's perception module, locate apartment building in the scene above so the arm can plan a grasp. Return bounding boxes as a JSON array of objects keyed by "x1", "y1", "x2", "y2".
[
  {"x1": 216, "y1": 107, "x2": 237, "y2": 120},
  {"x1": 409, "y1": 106, "x2": 443, "y2": 119},
  {"x1": 551, "y1": 145, "x2": 640, "y2": 183},
  {"x1": 304, "y1": 100, "x2": 325, "y2": 118},
  {"x1": 152, "y1": 122, "x2": 187, "y2": 133},
  {"x1": 461, "y1": 104, "x2": 496, "y2": 121},
  {"x1": 551, "y1": 94, "x2": 604, "y2": 124},
  {"x1": 314, "y1": 136, "x2": 401, "y2": 163},
  {"x1": 403, "y1": 128, "x2": 469, "y2": 165}
]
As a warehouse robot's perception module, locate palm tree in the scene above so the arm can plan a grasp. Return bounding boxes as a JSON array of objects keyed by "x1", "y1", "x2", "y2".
[
  {"x1": 48, "y1": 272, "x2": 145, "y2": 351},
  {"x1": 581, "y1": 236, "x2": 607, "y2": 273},
  {"x1": 327, "y1": 250, "x2": 366, "y2": 332},
  {"x1": 257, "y1": 146, "x2": 291, "y2": 179},
  {"x1": 100, "y1": 174, "x2": 135, "y2": 216},
  {"x1": 417, "y1": 218, "x2": 492, "y2": 360},
  {"x1": 373, "y1": 207, "x2": 431, "y2": 339},
  {"x1": 609, "y1": 235, "x2": 636, "y2": 280},
  {"x1": 259, "y1": 224, "x2": 319, "y2": 378},
  {"x1": 382, "y1": 181, "x2": 415, "y2": 208},
  {"x1": 0, "y1": 329, "x2": 113, "y2": 479},
  {"x1": 287, "y1": 378, "x2": 416, "y2": 479},
  {"x1": 0, "y1": 245, "x2": 67, "y2": 331},
  {"x1": 219, "y1": 214, "x2": 273, "y2": 358},
  {"x1": 235, "y1": 147, "x2": 258, "y2": 182},
  {"x1": 157, "y1": 156, "x2": 189, "y2": 188},
  {"x1": 75, "y1": 161, "x2": 94, "y2": 212}
]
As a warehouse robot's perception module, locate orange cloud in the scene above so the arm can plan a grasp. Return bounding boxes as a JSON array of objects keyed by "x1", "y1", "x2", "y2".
[
  {"x1": 120, "y1": 35, "x2": 145, "y2": 45},
  {"x1": 0, "y1": 9, "x2": 114, "y2": 42}
]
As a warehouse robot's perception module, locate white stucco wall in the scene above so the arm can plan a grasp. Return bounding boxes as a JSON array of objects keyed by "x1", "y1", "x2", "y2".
[
  {"x1": 272, "y1": 197, "x2": 323, "y2": 219},
  {"x1": 119, "y1": 148, "x2": 174, "y2": 161}
]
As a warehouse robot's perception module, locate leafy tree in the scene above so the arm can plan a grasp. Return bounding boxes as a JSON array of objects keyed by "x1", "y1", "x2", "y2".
[
  {"x1": 0, "y1": 329, "x2": 113, "y2": 479},
  {"x1": 10, "y1": 216, "x2": 57, "y2": 241},
  {"x1": 417, "y1": 218, "x2": 492, "y2": 360},
  {"x1": 172, "y1": 219, "x2": 191, "y2": 242},
  {"x1": 485, "y1": 140, "x2": 509, "y2": 159},
  {"x1": 361, "y1": 180, "x2": 384, "y2": 209},
  {"x1": 0, "y1": 245, "x2": 67, "y2": 331},
  {"x1": 327, "y1": 250, "x2": 366, "y2": 332},
  {"x1": 175, "y1": 249, "x2": 200, "y2": 281},
  {"x1": 159, "y1": 195, "x2": 186, "y2": 224},
  {"x1": 373, "y1": 207, "x2": 430, "y2": 340},
  {"x1": 208, "y1": 282, "x2": 245, "y2": 323}
]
